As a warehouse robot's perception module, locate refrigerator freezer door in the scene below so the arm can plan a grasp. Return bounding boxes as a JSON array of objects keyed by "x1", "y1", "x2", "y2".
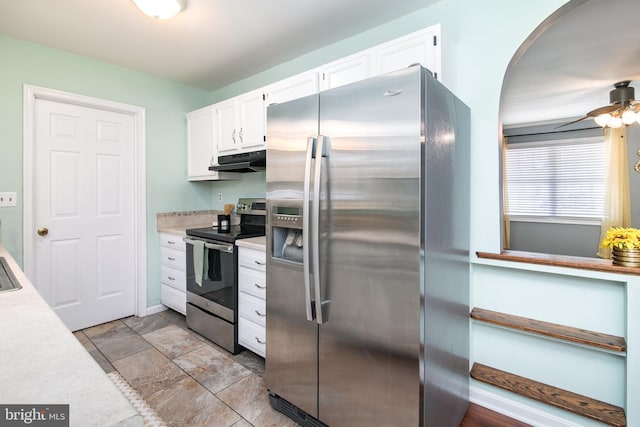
[
  {"x1": 316, "y1": 66, "x2": 423, "y2": 426},
  {"x1": 266, "y1": 95, "x2": 320, "y2": 417}
]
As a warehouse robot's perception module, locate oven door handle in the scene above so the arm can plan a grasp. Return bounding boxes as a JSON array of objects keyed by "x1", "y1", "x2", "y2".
[
  {"x1": 205, "y1": 242, "x2": 234, "y2": 253},
  {"x1": 183, "y1": 237, "x2": 234, "y2": 253}
]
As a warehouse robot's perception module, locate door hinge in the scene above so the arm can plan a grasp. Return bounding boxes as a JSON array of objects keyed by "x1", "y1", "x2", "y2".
[
  {"x1": 263, "y1": 135, "x2": 266, "y2": 142},
  {"x1": 262, "y1": 93, "x2": 266, "y2": 101},
  {"x1": 434, "y1": 72, "x2": 438, "y2": 80},
  {"x1": 433, "y1": 35, "x2": 438, "y2": 46}
]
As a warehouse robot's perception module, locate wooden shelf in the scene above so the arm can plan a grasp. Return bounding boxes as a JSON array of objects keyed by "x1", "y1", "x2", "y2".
[
  {"x1": 470, "y1": 307, "x2": 626, "y2": 352},
  {"x1": 470, "y1": 363, "x2": 627, "y2": 427},
  {"x1": 460, "y1": 402, "x2": 532, "y2": 427},
  {"x1": 476, "y1": 250, "x2": 640, "y2": 276}
]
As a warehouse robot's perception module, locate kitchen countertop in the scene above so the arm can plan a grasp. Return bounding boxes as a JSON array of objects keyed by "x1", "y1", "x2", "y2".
[
  {"x1": 0, "y1": 244, "x2": 141, "y2": 426},
  {"x1": 157, "y1": 225, "x2": 206, "y2": 236},
  {"x1": 236, "y1": 236, "x2": 266, "y2": 251}
]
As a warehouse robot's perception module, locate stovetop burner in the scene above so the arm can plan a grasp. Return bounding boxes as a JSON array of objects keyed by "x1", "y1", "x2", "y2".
[
  {"x1": 185, "y1": 198, "x2": 266, "y2": 243},
  {"x1": 186, "y1": 224, "x2": 265, "y2": 243}
]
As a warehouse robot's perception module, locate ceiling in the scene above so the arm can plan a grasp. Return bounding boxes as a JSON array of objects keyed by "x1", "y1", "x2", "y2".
[
  {"x1": 0, "y1": 0, "x2": 439, "y2": 91},
  {"x1": 501, "y1": 0, "x2": 640, "y2": 126}
]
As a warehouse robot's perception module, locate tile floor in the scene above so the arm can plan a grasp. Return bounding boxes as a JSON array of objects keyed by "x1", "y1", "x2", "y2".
[{"x1": 73, "y1": 310, "x2": 298, "y2": 427}]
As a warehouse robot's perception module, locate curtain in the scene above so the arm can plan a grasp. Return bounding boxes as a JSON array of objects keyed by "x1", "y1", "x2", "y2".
[
  {"x1": 502, "y1": 137, "x2": 511, "y2": 249},
  {"x1": 597, "y1": 126, "x2": 632, "y2": 258}
]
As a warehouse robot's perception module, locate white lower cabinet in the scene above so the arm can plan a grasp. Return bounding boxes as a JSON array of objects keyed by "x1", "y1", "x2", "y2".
[
  {"x1": 159, "y1": 232, "x2": 186, "y2": 315},
  {"x1": 237, "y1": 245, "x2": 266, "y2": 357}
]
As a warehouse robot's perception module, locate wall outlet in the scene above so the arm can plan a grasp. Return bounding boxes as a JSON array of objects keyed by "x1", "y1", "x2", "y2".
[
  {"x1": 0, "y1": 192, "x2": 17, "y2": 207},
  {"x1": 217, "y1": 192, "x2": 223, "y2": 201}
]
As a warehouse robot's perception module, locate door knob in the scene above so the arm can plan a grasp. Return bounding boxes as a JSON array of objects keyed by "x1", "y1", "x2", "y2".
[{"x1": 37, "y1": 227, "x2": 49, "y2": 236}]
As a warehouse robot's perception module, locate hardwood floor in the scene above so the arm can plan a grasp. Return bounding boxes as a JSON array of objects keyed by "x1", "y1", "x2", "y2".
[{"x1": 461, "y1": 403, "x2": 532, "y2": 427}]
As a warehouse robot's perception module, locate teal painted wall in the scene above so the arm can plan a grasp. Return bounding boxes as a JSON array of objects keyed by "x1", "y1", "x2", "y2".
[
  {"x1": 208, "y1": 0, "x2": 569, "y2": 254},
  {"x1": 0, "y1": 35, "x2": 215, "y2": 306},
  {"x1": 0, "y1": 0, "x2": 570, "y2": 309}
]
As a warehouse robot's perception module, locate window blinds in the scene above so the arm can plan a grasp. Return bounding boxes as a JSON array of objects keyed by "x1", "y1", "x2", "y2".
[{"x1": 505, "y1": 137, "x2": 605, "y2": 219}]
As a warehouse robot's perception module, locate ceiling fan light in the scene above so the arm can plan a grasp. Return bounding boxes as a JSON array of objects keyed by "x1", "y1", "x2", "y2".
[
  {"x1": 594, "y1": 113, "x2": 611, "y2": 127},
  {"x1": 132, "y1": 0, "x2": 185, "y2": 20},
  {"x1": 622, "y1": 109, "x2": 637, "y2": 125},
  {"x1": 608, "y1": 116, "x2": 623, "y2": 128}
]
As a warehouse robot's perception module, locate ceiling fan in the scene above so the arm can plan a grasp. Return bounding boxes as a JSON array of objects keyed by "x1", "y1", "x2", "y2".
[{"x1": 558, "y1": 80, "x2": 640, "y2": 128}]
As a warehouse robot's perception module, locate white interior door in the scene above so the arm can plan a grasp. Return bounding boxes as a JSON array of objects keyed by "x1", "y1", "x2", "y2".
[{"x1": 32, "y1": 98, "x2": 136, "y2": 331}]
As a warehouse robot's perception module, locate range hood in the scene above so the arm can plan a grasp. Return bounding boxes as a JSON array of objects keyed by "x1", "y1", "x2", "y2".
[{"x1": 209, "y1": 150, "x2": 266, "y2": 173}]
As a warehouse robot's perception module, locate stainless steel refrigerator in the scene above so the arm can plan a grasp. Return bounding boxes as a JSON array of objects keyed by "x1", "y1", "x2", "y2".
[{"x1": 265, "y1": 65, "x2": 470, "y2": 427}]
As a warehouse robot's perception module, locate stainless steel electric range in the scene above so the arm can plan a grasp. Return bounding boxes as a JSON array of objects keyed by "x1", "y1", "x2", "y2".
[{"x1": 183, "y1": 198, "x2": 266, "y2": 353}]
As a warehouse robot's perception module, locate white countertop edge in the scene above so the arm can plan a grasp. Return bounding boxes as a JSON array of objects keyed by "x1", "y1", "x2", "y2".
[
  {"x1": 0, "y1": 244, "x2": 141, "y2": 426},
  {"x1": 236, "y1": 236, "x2": 266, "y2": 251}
]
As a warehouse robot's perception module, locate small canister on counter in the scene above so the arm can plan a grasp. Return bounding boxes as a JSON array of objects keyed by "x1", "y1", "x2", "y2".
[{"x1": 218, "y1": 214, "x2": 230, "y2": 233}]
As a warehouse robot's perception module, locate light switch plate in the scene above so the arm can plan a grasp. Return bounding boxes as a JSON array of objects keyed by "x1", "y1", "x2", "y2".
[{"x1": 0, "y1": 192, "x2": 17, "y2": 207}]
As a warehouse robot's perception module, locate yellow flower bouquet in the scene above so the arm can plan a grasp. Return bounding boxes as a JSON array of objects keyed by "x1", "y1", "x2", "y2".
[{"x1": 600, "y1": 227, "x2": 640, "y2": 250}]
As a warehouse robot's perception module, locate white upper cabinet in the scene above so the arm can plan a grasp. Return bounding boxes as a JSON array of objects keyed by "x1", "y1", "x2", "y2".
[
  {"x1": 187, "y1": 24, "x2": 442, "y2": 179},
  {"x1": 265, "y1": 71, "x2": 319, "y2": 106},
  {"x1": 239, "y1": 90, "x2": 267, "y2": 150},
  {"x1": 215, "y1": 89, "x2": 266, "y2": 155},
  {"x1": 187, "y1": 106, "x2": 240, "y2": 181},
  {"x1": 216, "y1": 89, "x2": 267, "y2": 155},
  {"x1": 187, "y1": 106, "x2": 215, "y2": 178},
  {"x1": 215, "y1": 98, "x2": 237, "y2": 154},
  {"x1": 319, "y1": 53, "x2": 372, "y2": 91},
  {"x1": 374, "y1": 25, "x2": 441, "y2": 79}
]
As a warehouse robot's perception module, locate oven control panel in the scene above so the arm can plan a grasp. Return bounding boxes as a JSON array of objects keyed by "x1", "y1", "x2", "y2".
[{"x1": 237, "y1": 198, "x2": 266, "y2": 215}]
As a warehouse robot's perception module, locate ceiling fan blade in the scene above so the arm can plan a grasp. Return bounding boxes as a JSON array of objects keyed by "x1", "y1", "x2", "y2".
[
  {"x1": 586, "y1": 104, "x2": 620, "y2": 117},
  {"x1": 555, "y1": 116, "x2": 589, "y2": 129}
]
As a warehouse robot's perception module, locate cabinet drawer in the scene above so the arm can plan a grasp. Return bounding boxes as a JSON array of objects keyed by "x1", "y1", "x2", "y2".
[
  {"x1": 239, "y1": 292, "x2": 266, "y2": 326},
  {"x1": 238, "y1": 318, "x2": 265, "y2": 358},
  {"x1": 238, "y1": 267, "x2": 266, "y2": 299},
  {"x1": 160, "y1": 265, "x2": 186, "y2": 292},
  {"x1": 161, "y1": 284, "x2": 186, "y2": 315},
  {"x1": 161, "y1": 246, "x2": 186, "y2": 271},
  {"x1": 160, "y1": 233, "x2": 186, "y2": 251},
  {"x1": 238, "y1": 247, "x2": 266, "y2": 272}
]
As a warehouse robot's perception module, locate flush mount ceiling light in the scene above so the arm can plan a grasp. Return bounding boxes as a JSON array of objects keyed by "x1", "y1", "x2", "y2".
[{"x1": 132, "y1": 0, "x2": 186, "y2": 20}]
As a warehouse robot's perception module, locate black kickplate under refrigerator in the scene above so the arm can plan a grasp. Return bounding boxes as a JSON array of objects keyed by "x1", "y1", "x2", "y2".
[{"x1": 268, "y1": 392, "x2": 328, "y2": 427}]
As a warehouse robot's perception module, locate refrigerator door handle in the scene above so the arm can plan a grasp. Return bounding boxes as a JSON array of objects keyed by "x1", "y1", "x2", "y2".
[
  {"x1": 313, "y1": 135, "x2": 328, "y2": 324},
  {"x1": 302, "y1": 137, "x2": 316, "y2": 322}
]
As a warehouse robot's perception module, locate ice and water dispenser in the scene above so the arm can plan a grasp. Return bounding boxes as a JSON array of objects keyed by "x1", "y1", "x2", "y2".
[{"x1": 270, "y1": 205, "x2": 304, "y2": 264}]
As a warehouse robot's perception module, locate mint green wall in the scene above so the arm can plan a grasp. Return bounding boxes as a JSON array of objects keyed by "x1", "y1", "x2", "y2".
[
  {"x1": 208, "y1": 172, "x2": 267, "y2": 210},
  {"x1": 0, "y1": 35, "x2": 214, "y2": 306},
  {"x1": 0, "y1": 0, "x2": 571, "y2": 310},
  {"x1": 210, "y1": 0, "x2": 569, "y2": 256}
]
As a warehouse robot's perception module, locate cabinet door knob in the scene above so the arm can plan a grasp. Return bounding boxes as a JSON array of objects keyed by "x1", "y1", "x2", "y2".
[
  {"x1": 239, "y1": 127, "x2": 244, "y2": 142},
  {"x1": 254, "y1": 283, "x2": 266, "y2": 289},
  {"x1": 37, "y1": 227, "x2": 49, "y2": 236},
  {"x1": 232, "y1": 129, "x2": 236, "y2": 144}
]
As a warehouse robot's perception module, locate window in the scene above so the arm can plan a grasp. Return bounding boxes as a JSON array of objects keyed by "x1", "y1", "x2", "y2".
[{"x1": 505, "y1": 136, "x2": 605, "y2": 220}]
